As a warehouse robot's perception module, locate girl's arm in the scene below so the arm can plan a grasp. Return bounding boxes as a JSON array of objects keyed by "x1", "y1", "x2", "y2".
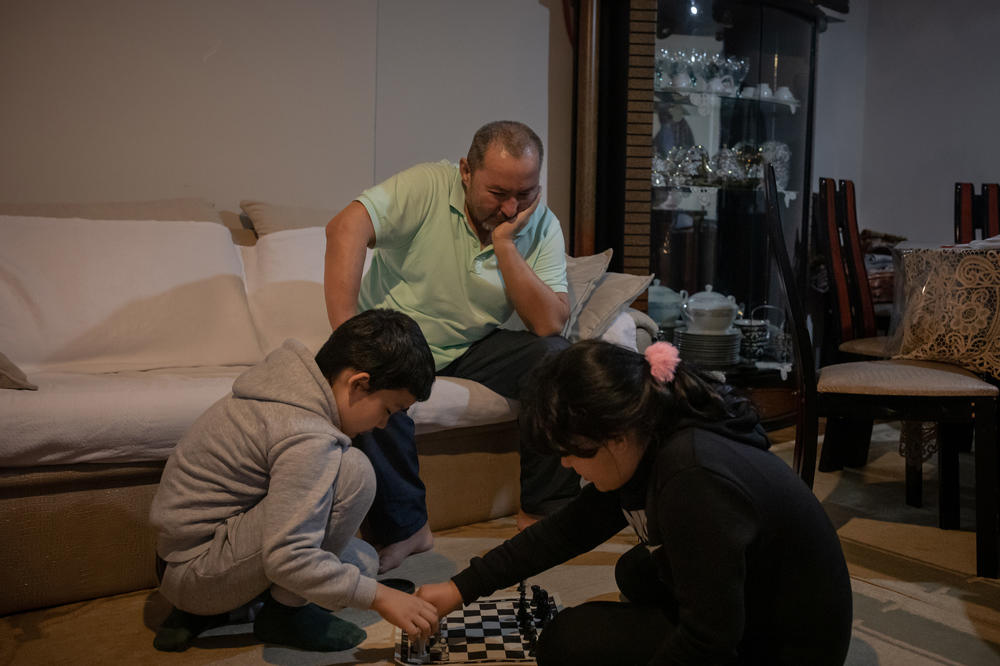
[{"x1": 450, "y1": 483, "x2": 628, "y2": 604}]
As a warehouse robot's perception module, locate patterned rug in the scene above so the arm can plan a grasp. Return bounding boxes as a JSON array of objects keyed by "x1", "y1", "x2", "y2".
[{"x1": 2, "y1": 423, "x2": 998, "y2": 665}]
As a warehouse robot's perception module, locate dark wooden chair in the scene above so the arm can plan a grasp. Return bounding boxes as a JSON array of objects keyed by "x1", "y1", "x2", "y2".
[
  {"x1": 955, "y1": 182, "x2": 1000, "y2": 243},
  {"x1": 766, "y1": 165, "x2": 1000, "y2": 578},
  {"x1": 814, "y1": 177, "x2": 889, "y2": 362}
]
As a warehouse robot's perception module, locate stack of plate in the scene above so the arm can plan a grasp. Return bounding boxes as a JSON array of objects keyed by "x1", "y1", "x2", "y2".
[{"x1": 672, "y1": 328, "x2": 741, "y2": 368}]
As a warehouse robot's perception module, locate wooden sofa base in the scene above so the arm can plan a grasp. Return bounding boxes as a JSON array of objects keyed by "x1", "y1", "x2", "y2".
[{"x1": 0, "y1": 421, "x2": 520, "y2": 616}]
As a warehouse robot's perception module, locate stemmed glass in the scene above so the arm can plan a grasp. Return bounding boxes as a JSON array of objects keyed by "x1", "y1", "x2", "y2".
[{"x1": 726, "y1": 56, "x2": 750, "y2": 90}]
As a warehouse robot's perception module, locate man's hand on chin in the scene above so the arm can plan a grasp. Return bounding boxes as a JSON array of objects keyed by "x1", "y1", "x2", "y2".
[{"x1": 492, "y1": 192, "x2": 541, "y2": 246}]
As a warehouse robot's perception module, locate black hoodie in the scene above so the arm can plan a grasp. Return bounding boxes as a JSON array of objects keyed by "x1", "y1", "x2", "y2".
[{"x1": 451, "y1": 416, "x2": 852, "y2": 666}]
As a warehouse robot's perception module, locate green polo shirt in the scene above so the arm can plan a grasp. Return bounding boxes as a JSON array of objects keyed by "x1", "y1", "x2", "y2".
[{"x1": 356, "y1": 160, "x2": 567, "y2": 370}]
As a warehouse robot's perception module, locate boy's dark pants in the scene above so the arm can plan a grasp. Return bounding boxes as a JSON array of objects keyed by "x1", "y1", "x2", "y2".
[{"x1": 352, "y1": 330, "x2": 577, "y2": 545}]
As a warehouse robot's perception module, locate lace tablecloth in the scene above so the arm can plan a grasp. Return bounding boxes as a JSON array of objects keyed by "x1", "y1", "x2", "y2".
[{"x1": 892, "y1": 245, "x2": 1000, "y2": 379}]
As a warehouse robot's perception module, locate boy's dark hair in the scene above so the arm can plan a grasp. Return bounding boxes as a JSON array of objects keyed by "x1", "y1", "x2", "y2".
[{"x1": 314, "y1": 309, "x2": 435, "y2": 401}]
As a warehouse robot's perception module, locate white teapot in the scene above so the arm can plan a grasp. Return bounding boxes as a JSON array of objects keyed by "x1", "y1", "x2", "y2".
[{"x1": 681, "y1": 284, "x2": 738, "y2": 333}]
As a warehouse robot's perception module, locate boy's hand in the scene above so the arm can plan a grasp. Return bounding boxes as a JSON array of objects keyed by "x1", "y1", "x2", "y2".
[
  {"x1": 371, "y1": 583, "x2": 439, "y2": 641},
  {"x1": 416, "y1": 581, "x2": 463, "y2": 617}
]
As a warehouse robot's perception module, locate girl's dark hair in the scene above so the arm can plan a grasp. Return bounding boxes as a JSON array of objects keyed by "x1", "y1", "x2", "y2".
[
  {"x1": 520, "y1": 339, "x2": 756, "y2": 458},
  {"x1": 314, "y1": 309, "x2": 435, "y2": 401}
]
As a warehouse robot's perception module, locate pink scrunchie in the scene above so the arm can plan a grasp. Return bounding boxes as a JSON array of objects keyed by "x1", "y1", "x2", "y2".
[{"x1": 644, "y1": 341, "x2": 681, "y2": 384}]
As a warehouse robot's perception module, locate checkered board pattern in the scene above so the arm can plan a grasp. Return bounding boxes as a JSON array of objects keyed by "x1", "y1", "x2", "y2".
[{"x1": 394, "y1": 594, "x2": 556, "y2": 664}]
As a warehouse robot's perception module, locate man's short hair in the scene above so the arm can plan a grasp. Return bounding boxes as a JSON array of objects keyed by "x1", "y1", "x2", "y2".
[
  {"x1": 467, "y1": 120, "x2": 544, "y2": 172},
  {"x1": 314, "y1": 309, "x2": 435, "y2": 401}
]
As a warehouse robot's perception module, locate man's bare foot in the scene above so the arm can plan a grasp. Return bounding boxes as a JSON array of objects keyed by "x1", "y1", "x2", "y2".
[
  {"x1": 516, "y1": 509, "x2": 542, "y2": 531},
  {"x1": 377, "y1": 522, "x2": 433, "y2": 573}
]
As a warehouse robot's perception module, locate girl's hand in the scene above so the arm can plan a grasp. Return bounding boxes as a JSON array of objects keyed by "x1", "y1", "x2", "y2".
[
  {"x1": 416, "y1": 581, "x2": 464, "y2": 617},
  {"x1": 371, "y1": 583, "x2": 439, "y2": 641}
]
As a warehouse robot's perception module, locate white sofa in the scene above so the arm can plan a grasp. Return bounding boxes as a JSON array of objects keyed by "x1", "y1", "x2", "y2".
[{"x1": 0, "y1": 199, "x2": 655, "y2": 615}]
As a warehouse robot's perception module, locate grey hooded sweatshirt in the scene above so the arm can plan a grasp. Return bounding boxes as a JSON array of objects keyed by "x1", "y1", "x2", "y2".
[{"x1": 149, "y1": 338, "x2": 378, "y2": 611}]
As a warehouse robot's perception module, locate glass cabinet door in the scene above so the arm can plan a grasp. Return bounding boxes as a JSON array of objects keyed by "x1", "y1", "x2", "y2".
[{"x1": 650, "y1": 0, "x2": 824, "y2": 359}]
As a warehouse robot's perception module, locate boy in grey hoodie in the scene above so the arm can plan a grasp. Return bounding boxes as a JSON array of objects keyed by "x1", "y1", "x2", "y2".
[{"x1": 150, "y1": 309, "x2": 439, "y2": 652}]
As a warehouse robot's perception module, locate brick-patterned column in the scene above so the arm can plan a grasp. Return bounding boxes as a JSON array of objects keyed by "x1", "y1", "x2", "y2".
[{"x1": 624, "y1": 0, "x2": 656, "y2": 310}]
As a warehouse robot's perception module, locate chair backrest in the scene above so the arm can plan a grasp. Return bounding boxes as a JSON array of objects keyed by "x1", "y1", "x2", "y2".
[
  {"x1": 815, "y1": 178, "x2": 853, "y2": 345},
  {"x1": 837, "y1": 180, "x2": 878, "y2": 339},
  {"x1": 984, "y1": 183, "x2": 1000, "y2": 238},
  {"x1": 955, "y1": 182, "x2": 976, "y2": 244},
  {"x1": 955, "y1": 182, "x2": 1000, "y2": 243},
  {"x1": 814, "y1": 178, "x2": 877, "y2": 356},
  {"x1": 765, "y1": 165, "x2": 817, "y2": 489}
]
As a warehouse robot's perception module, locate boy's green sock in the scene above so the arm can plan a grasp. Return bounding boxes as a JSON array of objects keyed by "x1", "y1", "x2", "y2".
[
  {"x1": 153, "y1": 607, "x2": 230, "y2": 652},
  {"x1": 252, "y1": 594, "x2": 366, "y2": 652}
]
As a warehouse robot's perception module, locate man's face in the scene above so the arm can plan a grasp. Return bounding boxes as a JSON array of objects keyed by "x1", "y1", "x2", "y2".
[{"x1": 460, "y1": 144, "x2": 540, "y2": 237}]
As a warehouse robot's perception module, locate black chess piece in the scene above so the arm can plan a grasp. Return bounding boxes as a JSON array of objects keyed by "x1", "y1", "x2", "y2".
[{"x1": 531, "y1": 586, "x2": 550, "y2": 621}]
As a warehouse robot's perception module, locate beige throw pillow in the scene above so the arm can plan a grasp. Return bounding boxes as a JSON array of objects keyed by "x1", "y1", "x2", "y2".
[
  {"x1": 0, "y1": 351, "x2": 37, "y2": 390},
  {"x1": 240, "y1": 200, "x2": 336, "y2": 236},
  {"x1": 501, "y1": 249, "x2": 612, "y2": 334},
  {"x1": 570, "y1": 271, "x2": 654, "y2": 341}
]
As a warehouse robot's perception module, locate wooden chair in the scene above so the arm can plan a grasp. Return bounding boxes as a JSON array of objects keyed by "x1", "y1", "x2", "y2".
[
  {"x1": 814, "y1": 177, "x2": 890, "y2": 362},
  {"x1": 765, "y1": 166, "x2": 1000, "y2": 578},
  {"x1": 955, "y1": 182, "x2": 1000, "y2": 244}
]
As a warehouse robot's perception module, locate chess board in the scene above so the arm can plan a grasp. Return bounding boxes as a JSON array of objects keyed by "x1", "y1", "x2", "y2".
[{"x1": 394, "y1": 589, "x2": 559, "y2": 665}]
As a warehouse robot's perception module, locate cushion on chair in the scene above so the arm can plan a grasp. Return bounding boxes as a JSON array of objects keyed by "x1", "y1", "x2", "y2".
[
  {"x1": 838, "y1": 335, "x2": 891, "y2": 358},
  {"x1": 818, "y1": 360, "x2": 998, "y2": 397}
]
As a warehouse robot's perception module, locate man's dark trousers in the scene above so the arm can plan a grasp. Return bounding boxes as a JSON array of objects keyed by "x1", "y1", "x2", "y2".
[{"x1": 353, "y1": 329, "x2": 578, "y2": 545}]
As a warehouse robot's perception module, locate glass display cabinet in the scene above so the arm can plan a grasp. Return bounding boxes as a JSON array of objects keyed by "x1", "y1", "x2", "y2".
[
  {"x1": 651, "y1": 0, "x2": 827, "y2": 331},
  {"x1": 572, "y1": 0, "x2": 839, "y2": 425}
]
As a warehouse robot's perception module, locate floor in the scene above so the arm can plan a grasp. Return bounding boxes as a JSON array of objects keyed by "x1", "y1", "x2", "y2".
[{"x1": 2, "y1": 424, "x2": 999, "y2": 665}]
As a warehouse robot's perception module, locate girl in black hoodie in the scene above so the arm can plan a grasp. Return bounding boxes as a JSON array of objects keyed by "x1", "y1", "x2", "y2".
[{"x1": 417, "y1": 339, "x2": 852, "y2": 666}]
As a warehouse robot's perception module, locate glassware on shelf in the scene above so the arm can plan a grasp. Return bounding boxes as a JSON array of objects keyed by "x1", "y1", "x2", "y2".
[{"x1": 655, "y1": 48, "x2": 748, "y2": 97}]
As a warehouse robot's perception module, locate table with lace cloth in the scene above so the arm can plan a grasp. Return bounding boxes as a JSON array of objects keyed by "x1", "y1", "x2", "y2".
[
  {"x1": 888, "y1": 244, "x2": 1000, "y2": 460},
  {"x1": 891, "y1": 245, "x2": 1000, "y2": 378}
]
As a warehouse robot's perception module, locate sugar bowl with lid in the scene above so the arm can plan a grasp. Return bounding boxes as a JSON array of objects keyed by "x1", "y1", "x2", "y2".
[{"x1": 680, "y1": 284, "x2": 738, "y2": 333}]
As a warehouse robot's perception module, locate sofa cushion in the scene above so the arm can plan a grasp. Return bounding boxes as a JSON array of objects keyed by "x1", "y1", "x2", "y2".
[
  {"x1": 0, "y1": 197, "x2": 222, "y2": 222},
  {"x1": 0, "y1": 368, "x2": 246, "y2": 466},
  {"x1": 0, "y1": 216, "x2": 264, "y2": 373},
  {"x1": 0, "y1": 369, "x2": 514, "y2": 466},
  {"x1": 240, "y1": 200, "x2": 334, "y2": 236},
  {"x1": 0, "y1": 198, "x2": 257, "y2": 246},
  {"x1": 241, "y1": 226, "x2": 375, "y2": 354}
]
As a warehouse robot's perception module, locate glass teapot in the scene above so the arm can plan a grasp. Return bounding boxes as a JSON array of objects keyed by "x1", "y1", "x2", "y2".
[{"x1": 681, "y1": 284, "x2": 738, "y2": 333}]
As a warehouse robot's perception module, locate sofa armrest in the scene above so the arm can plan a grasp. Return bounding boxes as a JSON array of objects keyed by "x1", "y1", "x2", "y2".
[{"x1": 627, "y1": 307, "x2": 659, "y2": 352}]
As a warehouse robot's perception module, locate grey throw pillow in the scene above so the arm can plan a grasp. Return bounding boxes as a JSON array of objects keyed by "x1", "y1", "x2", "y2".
[
  {"x1": 501, "y1": 249, "x2": 612, "y2": 333},
  {"x1": 570, "y1": 271, "x2": 654, "y2": 341}
]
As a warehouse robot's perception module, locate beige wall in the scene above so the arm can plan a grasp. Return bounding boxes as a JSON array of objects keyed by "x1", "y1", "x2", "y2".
[
  {"x1": 0, "y1": 0, "x2": 574, "y2": 238},
  {"x1": 814, "y1": 0, "x2": 1000, "y2": 245}
]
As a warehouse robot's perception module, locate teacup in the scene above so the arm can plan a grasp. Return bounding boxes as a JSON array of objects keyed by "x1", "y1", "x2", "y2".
[
  {"x1": 741, "y1": 86, "x2": 757, "y2": 99},
  {"x1": 707, "y1": 75, "x2": 735, "y2": 95},
  {"x1": 758, "y1": 83, "x2": 773, "y2": 99},
  {"x1": 672, "y1": 73, "x2": 692, "y2": 89},
  {"x1": 776, "y1": 86, "x2": 794, "y2": 101}
]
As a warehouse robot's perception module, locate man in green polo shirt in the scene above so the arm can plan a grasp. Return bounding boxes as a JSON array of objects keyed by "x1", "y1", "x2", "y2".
[{"x1": 324, "y1": 121, "x2": 578, "y2": 571}]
